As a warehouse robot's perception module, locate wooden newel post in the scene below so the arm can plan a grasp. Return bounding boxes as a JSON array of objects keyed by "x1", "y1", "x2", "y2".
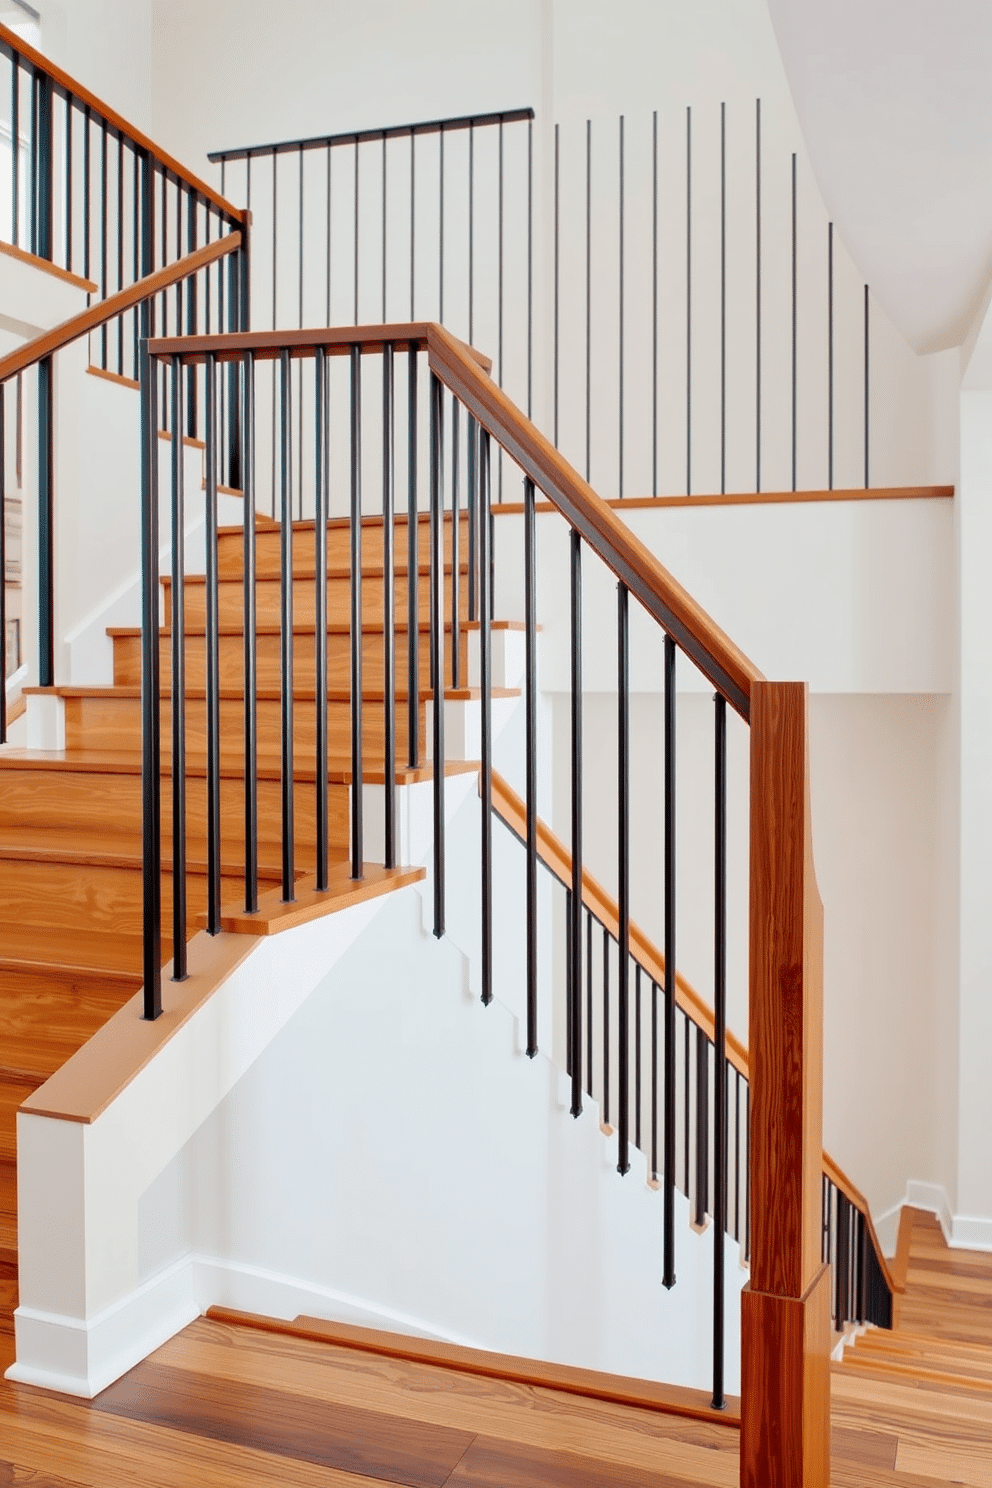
[{"x1": 741, "y1": 681, "x2": 830, "y2": 1487}]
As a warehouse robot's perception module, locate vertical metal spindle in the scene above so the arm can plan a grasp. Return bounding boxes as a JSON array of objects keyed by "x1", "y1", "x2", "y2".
[
  {"x1": 524, "y1": 474, "x2": 538, "y2": 1054},
  {"x1": 791, "y1": 152, "x2": 797, "y2": 493},
  {"x1": 409, "y1": 128, "x2": 415, "y2": 319},
  {"x1": 684, "y1": 1015, "x2": 690, "y2": 1196},
  {"x1": 204, "y1": 354, "x2": 222, "y2": 932},
  {"x1": 381, "y1": 131, "x2": 387, "y2": 322},
  {"x1": 618, "y1": 115, "x2": 624, "y2": 499},
  {"x1": 736, "y1": 1073, "x2": 742, "y2": 1241},
  {"x1": 685, "y1": 106, "x2": 691, "y2": 497},
  {"x1": 64, "y1": 94, "x2": 72, "y2": 271},
  {"x1": 497, "y1": 117, "x2": 503, "y2": 501},
  {"x1": 585, "y1": 119, "x2": 591, "y2": 484},
  {"x1": 11, "y1": 56, "x2": 19, "y2": 249},
  {"x1": 570, "y1": 529, "x2": 583, "y2": 1118},
  {"x1": 602, "y1": 927, "x2": 610, "y2": 1126},
  {"x1": 755, "y1": 98, "x2": 762, "y2": 493},
  {"x1": 479, "y1": 430, "x2": 493, "y2": 1003},
  {"x1": 553, "y1": 122, "x2": 559, "y2": 449},
  {"x1": 350, "y1": 344, "x2": 364, "y2": 878},
  {"x1": 617, "y1": 581, "x2": 630, "y2": 1171},
  {"x1": 586, "y1": 910, "x2": 594, "y2": 1097},
  {"x1": 836, "y1": 1192, "x2": 850, "y2": 1326},
  {"x1": 242, "y1": 351, "x2": 258, "y2": 914},
  {"x1": 651, "y1": 978, "x2": 659, "y2": 1180},
  {"x1": 407, "y1": 349, "x2": 419, "y2": 767},
  {"x1": 37, "y1": 355, "x2": 53, "y2": 687},
  {"x1": 326, "y1": 144, "x2": 331, "y2": 324},
  {"x1": 438, "y1": 125, "x2": 444, "y2": 322},
  {"x1": 652, "y1": 110, "x2": 658, "y2": 496},
  {"x1": 744, "y1": 1083, "x2": 751, "y2": 1262},
  {"x1": 186, "y1": 188, "x2": 197, "y2": 436},
  {"x1": 864, "y1": 285, "x2": 870, "y2": 488},
  {"x1": 635, "y1": 964, "x2": 642, "y2": 1152},
  {"x1": 170, "y1": 358, "x2": 187, "y2": 977},
  {"x1": 353, "y1": 138, "x2": 359, "y2": 323},
  {"x1": 101, "y1": 123, "x2": 108, "y2": 365},
  {"x1": 712, "y1": 692, "x2": 727, "y2": 1409},
  {"x1": 695, "y1": 1029, "x2": 709, "y2": 1226},
  {"x1": 720, "y1": 103, "x2": 726, "y2": 496},
  {"x1": 527, "y1": 115, "x2": 533, "y2": 419},
  {"x1": 429, "y1": 372, "x2": 445, "y2": 935},
  {"x1": 857, "y1": 1211, "x2": 868, "y2": 1323},
  {"x1": 382, "y1": 343, "x2": 396, "y2": 868},
  {"x1": 828, "y1": 223, "x2": 834, "y2": 491},
  {"x1": 139, "y1": 339, "x2": 162, "y2": 1019},
  {"x1": 663, "y1": 633, "x2": 677, "y2": 1287},
  {"x1": 279, "y1": 348, "x2": 295, "y2": 902},
  {"x1": 468, "y1": 121, "x2": 474, "y2": 343},
  {"x1": 314, "y1": 348, "x2": 329, "y2": 891},
  {"x1": 467, "y1": 413, "x2": 477, "y2": 623},
  {"x1": 451, "y1": 398, "x2": 460, "y2": 689}
]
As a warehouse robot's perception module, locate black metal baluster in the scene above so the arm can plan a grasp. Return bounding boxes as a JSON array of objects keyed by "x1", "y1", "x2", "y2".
[
  {"x1": 314, "y1": 347, "x2": 329, "y2": 890},
  {"x1": 438, "y1": 125, "x2": 443, "y2": 322},
  {"x1": 618, "y1": 115, "x2": 624, "y2": 498},
  {"x1": 864, "y1": 285, "x2": 870, "y2": 488},
  {"x1": 186, "y1": 189, "x2": 197, "y2": 436},
  {"x1": 755, "y1": 98, "x2": 761, "y2": 493},
  {"x1": 635, "y1": 964, "x2": 642, "y2": 1153},
  {"x1": 409, "y1": 127, "x2": 415, "y2": 318},
  {"x1": 170, "y1": 358, "x2": 187, "y2": 977},
  {"x1": 407, "y1": 349, "x2": 419, "y2": 767},
  {"x1": 64, "y1": 94, "x2": 72, "y2": 271},
  {"x1": 617, "y1": 581, "x2": 630, "y2": 1170},
  {"x1": 527, "y1": 115, "x2": 533, "y2": 418},
  {"x1": 325, "y1": 144, "x2": 331, "y2": 323},
  {"x1": 38, "y1": 355, "x2": 53, "y2": 687},
  {"x1": 451, "y1": 398, "x2": 460, "y2": 688},
  {"x1": 101, "y1": 122, "x2": 107, "y2": 366},
  {"x1": 381, "y1": 131, "x2": 387, "y2": 322},
  {"x1": 139, "y1": 339, "x2": 162, "y2": 1020},
  {"x1": 279, "y1": 347, "x2": 295, "y2": 902},
  {"x1": 353, "y1": 138, "x2": 359, "y2": 323},
  {"x1": 602, "y1": 927, "x2": 610, "y2": 1126},
  {"x1": 828, "y1": 222, "x2": 834, "y2": 491},
  {"x1": 382, "y1": 343, "x2": 396, "y2": 868},
  {"x1": 468, "y1": 121, "x2": 474, "y2": 343},
  {"x1": 204, "y1": 354, "x2": 222, "y2": 933},
  {"x1": 479, "y1": 430, "x2": 493, "y2": 1005},
  {"x1": 36, "y1": 75, "x2": 51, "y2": 261},
  {"x1": 695, "y1": 1028, "x2": 708, "y2": 1226},
  {"x1": 271, "y1": 154, "x2": 277, "y2": 515},
  {"x1": 429, "y1": 372, "x2": 445, "y2": 935},
  {"x1": 585, "y1": 119, "x2": 591, "y2": 484},
  {"x1": 684, "y1": 1015, "x2": 690, "y2": 1196},
  {"x1": 652, "y1": 110, "x2": 658, "y2": 496},
  {"x1": 857, "y1": 1211, "x2": 868, "y2": 1323},
  {"x1": 586, "y1": 911, "x2": 594, "y2": 1097},
  {"x1": 242, "y1": 351, "x2": 258, "y2": 914},
  {"x1": 651, "y1": 978, "x2": 659, "y2": 1180},
  {"x1": 467, "y1": 412, "x2": 477, "y2": 623},
  {"x1": 570, "y1": 528, "x2": 583, "y2": 1118},
  {"x1": 745, "y1": 1083, "x2": 751, "y2": 1262},
  {"x1": 791, "y1": 152, "x2": 797, "y2": 493},
  {"x1": 117, "y1": 133, "x2": 123, "y2": 374},
  {"x1": 735, "y1": 1071, "x2": 741, "y2": 1241},
  {"x1": 836, "y1": 1191, "x2": 850, "y2": 1326},
  {"x1": 553, "y1": 122, "x2": 559, "y2": 448},
  {"x1": 497, "y1": 117, "x2": 503, "y2": 502},
  {"x1": 685, "y1": 105, "x2": 691, "y2": 497},
  {"x1": 663, "y1": 633, "x2": 677, "y2": 1286},
  {"x1": 29, "y1": 68, "x2": 36, "y2": 254},
  {"x1": 712, "y1": 692, "x2": 727, "y2": 1408},
  {"x1": 11, "y1": 56, "x2": 19, "y2": 249},
  {"x1": 350, "y1": 344, "x2": 364, "y2": 878},
  {"x1": 524, "y1": 475, "x2": 538, "y2": 1054},
  {"x1": 720, "y1": 103, "x2": 726, "y2": 495}
]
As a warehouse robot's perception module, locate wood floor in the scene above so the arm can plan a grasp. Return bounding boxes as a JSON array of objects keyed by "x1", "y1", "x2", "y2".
[{"x1": 1, "y1": 1206, "x2": 990, "y2": 1485}]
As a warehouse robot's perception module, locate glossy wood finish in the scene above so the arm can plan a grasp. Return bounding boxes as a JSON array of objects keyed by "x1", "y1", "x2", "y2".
[
  {"x1": 743, "y1": 680, "x2": 827, "y2": 1487},
  {"x1": 0, "y1": 20, "x2": 241, "y2": 221},
  {"x1": 0, "y1": 233, "x2": 242, "y2": 385},
  {"x1": 493, "y1": 484, "x2": 954, "y2": 515}
]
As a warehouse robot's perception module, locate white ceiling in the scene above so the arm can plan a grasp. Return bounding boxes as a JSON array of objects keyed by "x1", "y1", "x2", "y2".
[{"x1": 766, "y1": 0, "x2": 992, "y2": 354}]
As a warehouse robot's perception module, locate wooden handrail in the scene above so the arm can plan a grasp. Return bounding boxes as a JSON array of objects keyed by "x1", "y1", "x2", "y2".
[
  {"x1": 0, "y1": 232, "x2": 242, "y2": 384},
  {"x1": 425, "y1": 324, "x2": 764, "y2": 721},
  {"x1": 147, "y1": 324, "x2": 493, "y2": 376},
  {"x1": 0, "y1": 20, "x2": 241, "y2": 223},
  {"x1": 489, "y1": 767, "x2": 898, "y2": 1299}
]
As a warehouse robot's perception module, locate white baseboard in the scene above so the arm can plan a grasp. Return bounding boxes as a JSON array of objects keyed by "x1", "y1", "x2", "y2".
[
  {"x1": 5, "y1": 1252, "x2": 484, "y2": 1398},
  {"x1": 872, "y1": 1200, "x2": 903, "y2": 1259},
  {"x1": 878, "y1": 1180, "x2": 992, "y2": 1255},
  {"x1": 905, "y1": 1180, "x2": 956, "y2": 1245}
]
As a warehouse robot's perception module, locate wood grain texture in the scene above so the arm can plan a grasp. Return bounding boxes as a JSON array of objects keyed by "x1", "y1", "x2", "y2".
[
  {"x1": 493, "y1": 484, "x2": 954, "y2": 515},
  {"x1": 747, "y1": 681, "x2": 824, "y2": 1300},
  {"x1": 740, "y1": 1265, "x2": 831, "y2": 1488},
  {"x1": 84, "y1": 365, "x2": 139, "y2": 392},
  {"x1": 148, "y1": 324, "x2": 492, "y2": 377}
]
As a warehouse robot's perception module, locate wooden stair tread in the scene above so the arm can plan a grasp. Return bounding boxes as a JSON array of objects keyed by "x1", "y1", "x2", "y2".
[
  {"x1": 108, "y1": 618, "x2": 482, "y2": 638},
  {"x1": 0, "y1": 747, "x2": 479, "y2": 785},
  {"x1": 31, "y1": 683, "x2": 518, "y2": 704},
  {"x1": 0, "y1": 923, "x2": 144, "y2": 975},
  {"x1": 0, "y1": 827, "x2": 287, "y2": 877},
  {"x1": 212, "y1": 861, "x2": 427, "y2": 936},
  {"x1": 162, "y1": 560, "x2": 470, "y2": 583}
]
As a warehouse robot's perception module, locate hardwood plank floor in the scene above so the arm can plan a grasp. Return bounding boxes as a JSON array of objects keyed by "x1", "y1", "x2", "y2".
[{"x1": 3, "y1": 1205, "x2": 992, "y2": 1485}]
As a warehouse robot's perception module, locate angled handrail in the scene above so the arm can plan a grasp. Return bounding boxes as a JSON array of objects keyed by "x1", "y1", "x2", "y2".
[
  {"x1": 490, "y1": 766, "x2": 900, "y2": 1302},
  {"x1": 0, "y1": 232, "x2": 242, "y2": 385}
]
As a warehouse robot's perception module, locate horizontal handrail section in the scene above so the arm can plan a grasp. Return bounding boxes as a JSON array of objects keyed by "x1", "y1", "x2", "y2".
[{"x1": 209, "y1": 106, "x2": 535, "y2": 166}]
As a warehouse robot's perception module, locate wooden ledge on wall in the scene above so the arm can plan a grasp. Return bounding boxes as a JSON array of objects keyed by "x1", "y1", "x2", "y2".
[
  {"x1": 86, "y1": 364, "x2": 140, "y2": 392},
  {"x1": 0, "y1": 237, "x2": 98, "y2": 294},
  {"x1": 492, "y1": 485, "x2": 954, "y2": 516}
]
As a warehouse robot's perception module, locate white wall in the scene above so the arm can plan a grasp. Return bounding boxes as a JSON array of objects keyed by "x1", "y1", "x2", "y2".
[{"x1": 40, "y1": 0, "x2": 153, "y2": 137}]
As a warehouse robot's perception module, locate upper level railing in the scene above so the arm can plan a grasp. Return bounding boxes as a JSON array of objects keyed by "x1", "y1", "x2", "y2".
[{"x1": 140, "y1": 320, "x2": 836, "y2": 1481}]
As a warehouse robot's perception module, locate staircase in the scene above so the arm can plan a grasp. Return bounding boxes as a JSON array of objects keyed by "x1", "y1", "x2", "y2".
[{"x1": 0, "y1": 505, "x2": 481, "y2": 1340}]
